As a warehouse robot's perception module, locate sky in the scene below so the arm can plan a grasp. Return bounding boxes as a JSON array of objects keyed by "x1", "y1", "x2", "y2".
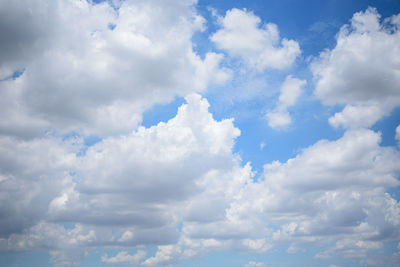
[{"x1": 0, "y1": 0, "x2": 400, "y2": 266}]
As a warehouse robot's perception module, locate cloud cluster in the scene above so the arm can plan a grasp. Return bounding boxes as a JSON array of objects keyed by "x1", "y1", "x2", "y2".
[
  {"x1": 0, "y1": 94, "x2": 251, "y2": 266},
  {"x1": 0, "y1": 2, "x2": 399, "y2": 267},
  {"x1": 102, "y1": 250, "x2": 146, "y2": 264},
  {"x1": 140, "y1": 128, "x2": 400, "y2": 265},
  {"x1": 312, "y1": 7, "x2": 400, "y2": 128},
  {"x1": 0, "y1": 0, "x2": 229, "y2": 138},
  {"x1": 211, "y1": 8, "x2": 301, "y2": 71}
]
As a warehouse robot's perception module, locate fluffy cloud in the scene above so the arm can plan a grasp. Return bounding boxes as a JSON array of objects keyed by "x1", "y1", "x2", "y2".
[
  {"x1": 0, "y1": 135, "x2": 78, "y2": 237},
  {"x1": 145, "y1": 129, "x2": 400, "y2": 265},
  {"x1": 211, "y1": 8, "x2": 301, "y2": 71},
  {"x1": 2, "y1": 95, "x2": 399, "y2": 266},
  {"x1": 1, "y1": 3, "x2": 400, "y2": 267},
  {"x1": 226, "y1": 129, "x2": 400, "y2": 260},
  {"x1": 0, "y1": 0, "x2": 229, "y2": 138},
  {"x1": 0, "y1": 94, "x2": 249, "y2": 266},
  {"x1": 1, "y1": 97, "x2": 400, "y2": 266},
  {"x1": 266, "y1": 75, "x2": 306, "y2": 129},
  {"x1": 245, "y1": 261, "x2": 266, "y2": 267},
  {"x1": 47, "y1": 94, "x2": 241, "y2": 230},
  {"x1": 0, "y1": 222, "x2": 96, "y2": 267},
  {"x1": 312, "y1": 7, "x2": 400, "y2": 128},
  {"x1": 101, "y1": 250, "x2": 146, "y2": 264}
]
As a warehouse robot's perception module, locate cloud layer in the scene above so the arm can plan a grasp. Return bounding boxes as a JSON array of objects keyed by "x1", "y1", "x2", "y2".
[{"x1": 0, "y1": 1, "x2": 399, "y2": 267}]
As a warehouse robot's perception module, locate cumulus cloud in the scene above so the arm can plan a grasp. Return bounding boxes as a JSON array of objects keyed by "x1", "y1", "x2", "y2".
[
  {"x1": 211, "y1": 8, "x2": 301, "y2": 71},
  {"x1": 328, "y1": 104, "x2": 385, "y2": 129},
  {"x1": 0, "y1": 94, "x2": 249, "y2": 266},
  {"x1": 3, "y1": 96, "x2": 399, "y2": 266},
  {"x1": 0, "y1": 135, "x2": 78, "y2": 237},
  {"x1": 312, "y1": 7, "x2": 400, "y2": 128},
  {"x1": 225, "y1": 129, "x2": 400, "y2": 260},
  {"x1": 1, "y1": 3, "x2": 400, "y2": 267},
  {"x1": 396, "y1": 125, "x2": 400, "y2": 146},
  {"x1": 245, "y1": 261, "x2": 266, "y2": 267},
  {"x1": 0, "y1": 0, "x2": 229, "y2": 138},
  {"x1": 1, "y1": 97, "x2": 400, "y2": 266},
  {"x1": 101, "y1": 250, "x2": 146, "y2": 264},
  {"x1": 266, "y1": 75, "x2": 306, "y2": 129},
  {"x1": 143, "y1": 129, "x2": 400, "y2": 265}
]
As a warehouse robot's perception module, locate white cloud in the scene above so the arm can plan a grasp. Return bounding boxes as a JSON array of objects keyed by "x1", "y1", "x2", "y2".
[
  {"x1": 0, "y1": 0, "x2": 229, "y2": 138},
  {"x1": 265, "y1": 110, "x2": 292, "y2": 128},
  {"x1": 245, "y1": 261, "x2": 266, "y2": 267},
  {"x1": 223, "y1": 129, "x2": 400, "y2": 260},
  {"x1": 0, "y1": 135, "x2": 78, "y2": 237},
  {"x1": 0, "y1": 93, "x2": 249, "y2": 266},
  {"x1": 396, "y1": 125, "x2": 400, "y2": 146},
  {"x1": 266, "y1": 75, "x2": 306, "y2": 129},
  {"x1": 211, "y1": 8, "x2": 300, "y2": 71},
  {"x1": 101, "y1": 250, "x2": 146, "y2": 264},
  {"x1": 312, "y1": 7, "x2": 400, "y2": 128},
  {"x1": 142, "y1": 245, "x2": 181, "y2": 266},
  {"x1": 328, "y1": 104, "x2": 385, "y2": 129},
  {"x1": 0, "y1": 222, "x2": 96, "y2": 267},
  {"x1": 1, "y1": 3, "x2": 400, "y2": 266},
  {"x1": 1, "y1": 96, "x2": 400, "y2": 266}
]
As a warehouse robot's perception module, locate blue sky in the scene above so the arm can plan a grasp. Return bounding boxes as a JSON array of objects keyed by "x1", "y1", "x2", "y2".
[{"x1": 1, "y1": 0, "x2": 400, "y2": 266}]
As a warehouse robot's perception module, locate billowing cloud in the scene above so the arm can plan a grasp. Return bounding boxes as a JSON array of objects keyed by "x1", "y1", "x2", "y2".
[
  {"x1": 0, "y1": 0, "x2": 229, "y2": 138},
  {"x1": 1, "y1": 2, "x2": 399, "y2": 267},
  {"x1": 312, "y1": 7, "x2": 400, "y2": 128},
  {"x1": 266, "y1": 75, "x2": 306, "y2": 129},
  {"x1": 245, "y1": 261, "x2": 266, "y2": 267},
  {"x1": 0, "y1": 135, "x2": 78, "y2": 237},
  {"x1": 101, "y1": 250, "x2": 146, "y2": 264},
  {"x1": 227, "y1": 129, "x2": 400, "y2": 259},
  {"x1": 211, "y1": 8, "x2": 301, "y2": 71},
  {"x1": 0, "y1": 94, "x2": 250, "y2": 266}
]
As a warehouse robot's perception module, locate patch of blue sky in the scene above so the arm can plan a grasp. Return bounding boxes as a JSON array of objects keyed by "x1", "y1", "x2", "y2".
[
  {"x1": 107, "y1": 23, "x2": 116, "y2": 30},
  {"x1": 61, "y1": 131, "x2": 102, "y2": 156},
  {"x1": 0, "y1": 68, "x2": 25, "y2": 82},
  {"x1": 141, "y1": 97, "x2": 186, "y2": 128},
  {"x1": 62, "y1": 222, "x2": 76, "y2": 230},
  {"x1": 372, "y1": 107, "x2": 400, "y2": 148}
]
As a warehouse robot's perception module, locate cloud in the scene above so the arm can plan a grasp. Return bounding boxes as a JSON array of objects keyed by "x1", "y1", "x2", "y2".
[
  {"x1": 0, "y1": 94, "x2": 250, "y2": 266},
  {"x1": 311, "y1": 7, "x2": 400, "y2": 128},
  {"x1": 245, "y1": 261, "x2": 266, "y2": 267},
  {"x1": 1, "y1": 96, "x2": 400, "y2": 266},
  {"x1": 0, "y1": 135, "x2": 78, "y2": 237},
  {"x1": 101, "y1": 250, "x2": 146, "y2": 264},
  {"x1": 142, "y1": 129, "x2": 400, "y2": 265},
  {"x1": 225, "y1": 128, "x2": 400, "y2": 260},
  {"x1": 1, "y1": 3, "x2": 400, "y2": 267},
  {"x1": 328, "y1": 104, "x2": 385, "y2": 129},
  {"x1": 211, "y1": 8, "x2": 301, "y2": 71},
  {"x1": 1, "y1": 222, "x2": 95, "y2": 267},
  {"x1": 0, "y1": 0, "x2": 229, "y2": 138},
  {"x1": 266, "y1": 75, "x2": 306, "y2": 129}
]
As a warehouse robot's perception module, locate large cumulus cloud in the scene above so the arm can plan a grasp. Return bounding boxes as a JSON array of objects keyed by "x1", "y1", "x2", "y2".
[
  {"x1": 0, "y1": 2, "x2": 400, "y2": 267},
  {"x1": 0, "y1": 0, "x2": 229, "y2": 138},
  {"x1": 312, "y1": 7, "x2": 400, "y2": 128}
]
